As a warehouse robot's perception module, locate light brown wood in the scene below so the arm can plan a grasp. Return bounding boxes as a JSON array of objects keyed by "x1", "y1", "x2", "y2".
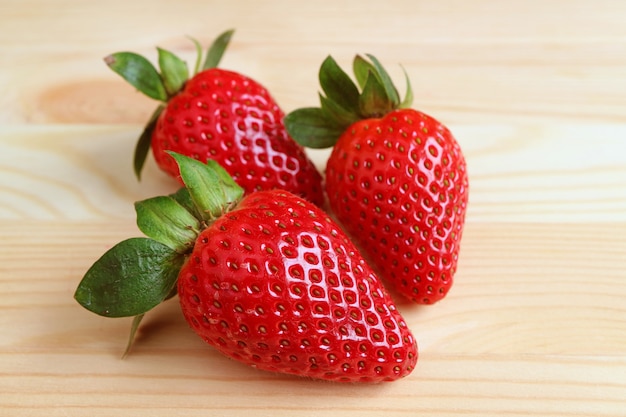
[{"x1": 1, "y1": 1, "x2": 625, "y2": 416}]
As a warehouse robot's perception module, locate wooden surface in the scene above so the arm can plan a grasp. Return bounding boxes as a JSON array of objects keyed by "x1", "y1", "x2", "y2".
[{"x1": 1, "y1": 1, "x2": 625, "y2": 415}]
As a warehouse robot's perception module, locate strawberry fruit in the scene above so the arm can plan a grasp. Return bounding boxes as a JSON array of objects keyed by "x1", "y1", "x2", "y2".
[
  {"x1": 105, "y1": 30, "x2": 323, "y2": 206},
  {"x1": 74, "y1": 154, "x2": 417, "y2": 382},
  {"x1": 285, "y1": 55, "x2": 468, "y2": 304}
]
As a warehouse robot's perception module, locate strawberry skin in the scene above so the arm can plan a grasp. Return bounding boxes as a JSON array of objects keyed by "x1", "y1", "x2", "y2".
[
  {"x1": 75, "y1": 155, "x2": 418, "y2": 382},
  {"x1": 178, "y1": 190, "x2": 418, "y2": 382},
  {"x1": 152, "y1": 68, "x2": 323, "y2": 205},
  {"x1": 325, "y1": 109, "x2": 468, "y2": 304},
  {"x1": 105, "y1": 30, "x2": 323, "y2": 206},
  {"x1": 285, "y1": 54, "x2": 469, "y2": 304}
]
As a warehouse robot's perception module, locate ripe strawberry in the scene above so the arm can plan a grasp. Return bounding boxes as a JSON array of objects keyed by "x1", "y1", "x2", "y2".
[
  {"x1": 105, "y1": 30, "x2": 323, "y2": 206},
  {"x1": 74, "y1": 154, "x2": 417, "y2": 382},
  {"x1": 285, "y1": 55, "x2": 468, "y2": 304}
]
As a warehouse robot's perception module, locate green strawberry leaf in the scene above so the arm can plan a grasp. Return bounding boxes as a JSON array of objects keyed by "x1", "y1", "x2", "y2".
[
  {"x1": 168, "y1": 153, "x2": 244, "y2": 222},
  {"x1": 353, "y1": 55, "x2": 376, "y2": 90},
  {"x1": 359, "y1": 71, "x2": 394, "y2": 117},
  {"x1": 135, "y1": 195, "x2": 200, "y2": 252},
  {"x1": 104, "y1": 52, "x2": 168, "y2": 102},
  {"x1": 164, "y1": 282, "x2": 179, "y2": 300},
  {"x1": 365, "y1": 54, "x2": 400, "y2": 106},
  {"x1": 157, "y1": 47, "x2": 189, "y2": 96},
  {"x1": 188, "y1": 36, "x2": 204, "y2": 76},
  {"x1": 169, "y1": 187, "x2": 200, "y2": 218},
  {"x1": 319, "y1": 93, "x2": 359, "y2": 128},
  {"x1": 122, "y1": 313, "x2": 144, "y2": 358},
  {"x1": 319, "y1": 55, "x2": 360, "y2": 115},
  {"x1": 202, "y1": 29, "x2": 235, "y2": 70},
  {"x1": 284, "y1": 107, "x2": 345, "y2": 149},
  {"x1": 134, "y1": 105, "x2": 164, "y2": 180},
  {"x1": 205, "y1": 159, "x2": 244, "y2": 193},
  {"x1": 286, "y1": 53, "x2": 414, "y2": 149},
  {"x1": 399, "y1": 65, "x2": 414, "y2": 109},
  {"x1": 74, "y1": 238, "x2": 184, "y2": 318}
]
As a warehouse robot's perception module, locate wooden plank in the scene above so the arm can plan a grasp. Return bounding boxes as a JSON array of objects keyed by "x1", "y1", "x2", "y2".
[
  {"x1": 1, "y1": 124, "x2": 625, "y2": 222},
  {"x1": 1, "y1": 1, "x2": 626, "y2": 125},
  {"x1": 1, "y1": 0, "x2": 626, "y2": 415},
  {"x1": 2, "y1": 220, "x2": 625, "y2": 353}
]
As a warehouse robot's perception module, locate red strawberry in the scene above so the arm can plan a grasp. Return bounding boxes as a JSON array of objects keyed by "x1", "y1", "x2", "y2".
[
  {"x1": 285, "y1": 55, "x2": 468, "y2": 304},
  {"x1": 75, "y1": 154, "x2": 417, "y2": 382},
  {"x1": 105, "y1": 30, "x2": 323, "y2": 206}
]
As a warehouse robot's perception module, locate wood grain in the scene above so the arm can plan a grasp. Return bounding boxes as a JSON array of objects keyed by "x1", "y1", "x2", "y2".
[
  {"x1": 1, "y1": 221, "x2": 625, "y2": 416},
  {"x1": 1, "y1": 124, "x2": 624, "y2": 222},
  {"x1": 2, "y1": 1, "x2": 626, "y2": 125},
  {"x1": 1, "y1": 0, "x2": 626, "y2": 416}
]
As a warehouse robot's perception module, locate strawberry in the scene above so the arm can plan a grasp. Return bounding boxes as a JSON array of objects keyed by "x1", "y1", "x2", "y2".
[
  {"x1": 74, "y1": 154, "x2": 417, "y2": 382},
  {"x1": 285, "y1": 55, "x2": 468, "y2": 304},
  {"x1": 105, "y1": 30, "x2": 323, "y2": 206}
]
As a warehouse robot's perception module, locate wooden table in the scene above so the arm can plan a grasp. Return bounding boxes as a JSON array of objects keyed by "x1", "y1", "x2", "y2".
[{"x1": 1, "y1": 1, "x2": 625, "y2": 415}]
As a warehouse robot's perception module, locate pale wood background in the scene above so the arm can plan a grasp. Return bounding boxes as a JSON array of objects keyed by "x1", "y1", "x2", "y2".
[{"x1": 1, "y1": 1, "x2": 625, "y2": 416}]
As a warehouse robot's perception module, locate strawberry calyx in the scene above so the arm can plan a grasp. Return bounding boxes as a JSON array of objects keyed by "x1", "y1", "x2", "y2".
[
  {"x1": 104, "y1": 30, "x2": 234, "y2": 179},
  {"x1": 284, "y1": 54, "x2": 413, "y2": 149},
  {"x1": 74, "y1": 153, "x2": 244, "y2": 354}
]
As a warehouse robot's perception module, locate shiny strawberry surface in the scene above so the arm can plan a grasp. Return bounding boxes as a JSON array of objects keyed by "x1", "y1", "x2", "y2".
[
  {"x1": 325, "y1": 109, "x2": 469, "y2": 304},
  {"x1": 152, "y1": 68, "x2": 324, "y2": 206},
  {"x1": 178, "y1": 190, "x2": 417, "y2": 382}
]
